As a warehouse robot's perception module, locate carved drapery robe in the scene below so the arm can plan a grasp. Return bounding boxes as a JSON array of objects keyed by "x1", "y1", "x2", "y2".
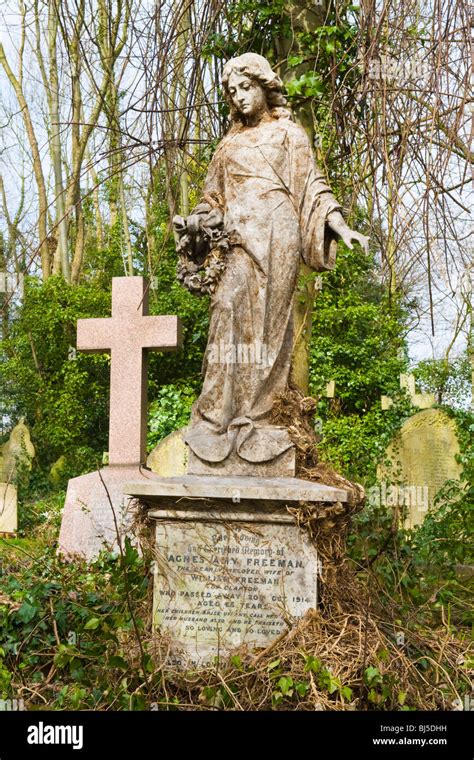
[{"x1": 185, "y1": 113, "x2": 341, "y2": 465}]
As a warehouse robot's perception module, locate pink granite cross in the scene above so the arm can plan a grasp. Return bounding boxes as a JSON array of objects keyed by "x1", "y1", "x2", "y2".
[{"x1": 77, "y1": 277, "x2": 181, "y2": 467}]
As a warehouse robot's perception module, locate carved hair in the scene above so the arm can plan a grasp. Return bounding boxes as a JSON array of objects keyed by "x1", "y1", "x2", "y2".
[{"x1": 222, "y1": 53, "x2": 291, "y2": 124}]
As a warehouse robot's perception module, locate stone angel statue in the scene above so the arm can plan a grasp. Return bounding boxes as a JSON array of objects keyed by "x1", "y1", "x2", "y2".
[{"x1": 173, "y1": 53, "x2": 368, "y2": 474}]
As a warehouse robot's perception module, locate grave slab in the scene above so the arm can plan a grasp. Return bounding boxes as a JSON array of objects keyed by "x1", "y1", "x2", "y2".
[{"x1": 126, "y1": 474, "x2": 348, "y2": 663}]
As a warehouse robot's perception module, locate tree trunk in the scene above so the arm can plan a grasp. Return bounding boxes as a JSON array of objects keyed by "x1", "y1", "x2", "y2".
[
  {"x1": 275, "y1": 1, "x2": 326, "y2": 394},
  {"x1": 0, "y1": 44, "x2": 51, "y2": 278},
  {"x1": 48, "y1": 0, "x2": 70, "y2": 280}
]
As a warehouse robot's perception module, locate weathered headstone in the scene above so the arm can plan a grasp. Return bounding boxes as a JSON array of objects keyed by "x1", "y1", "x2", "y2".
[
  {"x1": 125, "y1": 475, "x2": 345, "y2": 663},
  {"x1": 399, "y1": 373, "x2": 416, "y2": 397},
  {"x1": 59, "y1": 277, "x2": 181, "y2": 559},
  {"x1": 152, "y1": 514, "x2": 317, "y2": 663},
  {"x1": 0, "y1": 484, "x2": 17, "y2": 535},
  {"x1": 49, "y1": 455, "x2": 67, "y2": 485},
  {"x1": 377, "y1": 408, "x2": 463, "y2": 528},
  {"x1": 0, "y1": 418, "x2": 35, "y2": 482},
  {"x1": 147, "y1": 429, "x2": 188, "y2": 476},
  {"x1": 0, "y1": 420, "x2": 33, "y2": 537}
]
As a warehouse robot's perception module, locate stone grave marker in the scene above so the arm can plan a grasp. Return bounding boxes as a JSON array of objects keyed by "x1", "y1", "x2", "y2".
[
  {"x1": 0, "y1": 419, "x2": 34, "y2": 537},
  {"x1": 380, "y1": 395, "x2": 393, "y2": 411},
  {"x1": 325, "y1": 380, "x2": 336, "y2": 398},
  {"x1": 123, "y1": 52, "x2": 358, "y2": 663},
  {"x1": 0, "y1": 418, "x2": 35, "y2": 482},
  {"x1": 381, "y1": 373, "x2": 436, "y2": 412},
  {"x1": 0, "y1": 484, "x2": 17, "y2": 535},
  {"x1": 399, "y1": 373, "x2": 416, "y2": 396},
  {"x1": 147, "y1": 429, "x2": 188, "y2": 476},
  {"x1": 377, "y1": 408, "x2": 463, "y2": 528},
  {"x1": 76, "y1": 278, "x2": 181, "y2": 467},
  {"x1": 59, "y1": 277, "x2": 182, "y2": 560}
]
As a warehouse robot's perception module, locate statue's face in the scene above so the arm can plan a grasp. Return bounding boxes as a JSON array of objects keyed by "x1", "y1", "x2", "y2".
[{"x1": 227, "y1": 72, "x2": 267, "y2": 120}]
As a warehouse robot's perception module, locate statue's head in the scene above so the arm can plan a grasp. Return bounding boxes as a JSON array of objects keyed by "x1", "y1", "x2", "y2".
[{"x1": 222, "y1": 53, "x2": 289, "y2": 124}]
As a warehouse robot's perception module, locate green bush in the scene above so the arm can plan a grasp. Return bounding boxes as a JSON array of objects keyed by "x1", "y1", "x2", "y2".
[
  {"x1": 0, "y1": 538, "x2": 150, "y2": 709},
  {"x1": 2, "y1": 276, "x2": 111, "y2": 471},
  {"x1": 147, "y1": 383, "x2": 197, "y2": 450}
]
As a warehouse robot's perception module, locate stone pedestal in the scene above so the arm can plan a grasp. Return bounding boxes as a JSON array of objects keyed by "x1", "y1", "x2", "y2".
[
  {"x1": 151, "y1": 506, "x2": 318, "y2": 663},
  {"x1": 124, "y1": 475, "x2": 348, "y2": 664}
]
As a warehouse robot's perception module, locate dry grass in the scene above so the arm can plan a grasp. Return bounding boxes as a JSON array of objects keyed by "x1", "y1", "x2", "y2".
[{"x1": 128, "y1": 561, "x2": 472, "y2": 710}]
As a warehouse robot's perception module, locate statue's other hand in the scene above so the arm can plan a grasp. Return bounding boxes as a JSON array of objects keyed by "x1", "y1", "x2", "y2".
[
  {"x1": 204, "y1": 208, "x2": 224, "y2": 229},
  {"x1": 173, "y1": 215, "x2": 186, "y2": 234},
  {"x1": 327, "y1": 210, "x2": 369, "y2": 254},
  {"x1": 339, "y1": 228, "x2": 369, "y2": 255}
]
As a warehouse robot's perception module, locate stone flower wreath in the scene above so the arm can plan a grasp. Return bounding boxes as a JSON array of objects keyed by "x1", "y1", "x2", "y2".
[{"x1": 173, "y1": 193, "x2": 231, "y2": 296}]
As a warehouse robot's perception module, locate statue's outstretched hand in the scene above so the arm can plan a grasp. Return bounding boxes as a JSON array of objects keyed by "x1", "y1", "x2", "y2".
[
  {"x1": 327, "y1": 210, "x2": 369, "y2": 254},
  {"x1": 339, "y1": 228, "x2": 369, "y2": 254}
]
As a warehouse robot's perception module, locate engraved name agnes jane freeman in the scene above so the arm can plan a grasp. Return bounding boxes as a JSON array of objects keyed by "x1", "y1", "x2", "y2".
[{"x1": 174, "y1": 53, "x2": 368, "y2": 468}]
